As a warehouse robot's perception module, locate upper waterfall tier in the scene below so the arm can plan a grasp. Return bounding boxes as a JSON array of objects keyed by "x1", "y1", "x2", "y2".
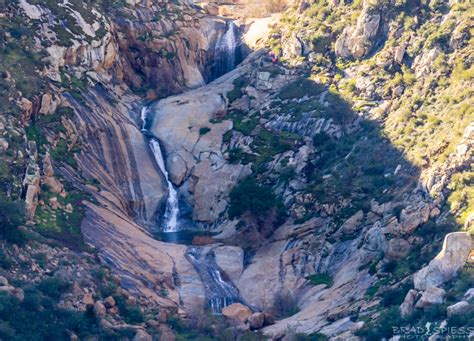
[{"x1": 212, "y1": 21, "x2": 242, "y2": 79}]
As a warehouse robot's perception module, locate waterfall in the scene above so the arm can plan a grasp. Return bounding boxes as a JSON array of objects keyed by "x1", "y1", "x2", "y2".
[
  {"x1": 140, "y1": 106, "x2": 148, "y2": 131},
  {"x1": 149, "y1": 139, "x2": 180, "y2": 232},
  {"x1": 186, "y1": 247, "x2": 243, "y2": 315},
  {"x1": 142, "y1": 105, "x2": 180, "y2": 232},
  {"x1": 213, "y1": 21, "x2": 240, "y2": 79}
]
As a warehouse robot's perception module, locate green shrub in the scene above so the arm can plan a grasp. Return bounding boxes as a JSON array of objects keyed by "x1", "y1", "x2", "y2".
[
  {"x1": 228, "y1": 177, "x2": 285, "y2": 224},
  {"x1": 0, "y1": 198, "x2": 26, "y2": 244},
  {"x1": 227, "y1": 77, "x2": 249, "y2": 103},
  {"x1": 37, "y1": 277, "x2": 71, "y2": 300},
  {"x1": 278, "y1": 78, "x2": 325, "y2": 100},
  {"x1": 199, "y1": 127, "x2": 211, "y2": 135},
  {"x1": 356, "y1": 306, "x2": 402, "y2": 340},
  {"x1": 273, "y1": 290, "x2": 299, "y2": 319},
  {"x1": 114, "y1": 295, "x2": 144, "y2": 324},
  {"x1": 307, "y1": 273, "x2": 333, "y2": 287}
]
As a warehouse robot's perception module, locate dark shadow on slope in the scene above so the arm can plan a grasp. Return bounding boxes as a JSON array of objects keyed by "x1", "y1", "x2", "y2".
[{"x1": 224, "y1": 56, "x2": 463, "y2": 336}]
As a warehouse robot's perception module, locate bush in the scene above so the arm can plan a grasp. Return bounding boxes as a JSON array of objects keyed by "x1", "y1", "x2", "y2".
[
  {"x1": 37, "y1": 277, "x2": 71, "y2": 300},
  {"x1": 278, "y1": 78, "x2": 325, "y2": 100},
  {"x1": 0, "y1": 198, "x2": 26, "y2": 244},
  {"x1": 356, "y1": 306, "x2": 402, "y2": 340},
  {"x1": 307, "y1": 273, "x2": 333, "y2": 287},
  {"x1": 114, "y1": 295, "x2": 144, "y2": 324},
  {"x1": 228, "y1": 177, "x2": 285, "y2": 224},
  {"x1": 273, "y1": 290, "x2": 299, "y2": 319},
  {"x1": 199, "y1": 127, "x2": 211, "y2": 135}
]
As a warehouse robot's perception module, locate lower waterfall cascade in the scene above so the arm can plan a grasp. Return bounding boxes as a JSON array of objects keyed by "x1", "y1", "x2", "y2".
[{"x1": 186, "y1": 247, "x2": 244, "y2": 315}]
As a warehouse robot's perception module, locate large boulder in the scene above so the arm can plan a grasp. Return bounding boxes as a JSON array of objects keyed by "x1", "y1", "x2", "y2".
[
  {"x1": 414, "y1": 232, "x2": 473, "y2": 290},
  {"x1": 335, "y1": 5, "x2": 381, "y2": 58},
  {"x1": 282, "y1": 32, "x2": 303, "y2": 59},
  {"x1": 222, "y1": 303, "x2": 252, "y2": 324},
  {"x1": 213, "y1": 246, "x2": 244, "y2": 283},
  {"x1": 415, "y1": 287, "x2": 446, "y2": 309},
  {"x1": 133, "y1": 330, "x2": 152, "y2": 341},
  {"x1": 340, "y1": 210, "x2": 364, "y2": 234},
  {"x1": 399, "y1": 289, "x2": 418, "y2": 318},
  {"x1": 447, "y1": 301, "x2": 470, "y2": 317}
]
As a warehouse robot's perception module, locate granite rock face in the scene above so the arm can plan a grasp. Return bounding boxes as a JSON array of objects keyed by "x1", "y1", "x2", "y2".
[
  {"x1": 149, "y1": 64, "x2": 255, "y2": 223},
  {"x1": 335, "y1": 3, "x2": 381, "y2": 58},
  {"x1": 414, "y1": 232, "x2": 473, "y2": 291}
]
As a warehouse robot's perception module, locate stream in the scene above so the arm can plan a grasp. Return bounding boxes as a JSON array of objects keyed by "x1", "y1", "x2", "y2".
[{"x1": 140, "y1": 20, "x2": 245, "y2": 315}]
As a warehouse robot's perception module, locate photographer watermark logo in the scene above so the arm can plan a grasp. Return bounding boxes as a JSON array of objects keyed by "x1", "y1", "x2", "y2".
[{"x1": 392, "y1": 325, "x2": 474, "y2": 339}]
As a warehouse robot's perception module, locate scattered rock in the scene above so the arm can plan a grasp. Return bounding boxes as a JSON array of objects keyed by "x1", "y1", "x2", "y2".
[
  {"x1": 0, "y1": 276, "x2": 9, "y2": 287},
  {"x1": 104, "y1": 296, "x2": 116, "y2": 308},
  {"x1": 94, "y1": 301, "x2": 106, "y2": 319},
  {"x1": 133, "y1": 329, "x2": 152, "y2": 341},
  {"x1": 248, "y1": 312, "x2": 265, "y2": 330}
]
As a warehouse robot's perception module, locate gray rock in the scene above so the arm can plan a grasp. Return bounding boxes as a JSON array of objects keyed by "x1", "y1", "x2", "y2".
[
  {"x1": 0, "y1": 138, "x2": 9, "y2": 152},
  {"x1": 282, "y1": 32, "x2": 303, "y2": 59},
  {"x1": 335, "y1": 6, "x2": 380, "y2": 58},
  {"x1": 167, "y1": 152, "x2": 187, "y2": 186},
  {"x1": 0, "y1": 276, "x2": 9, "y2": 287},
  {"x1": 415, "y1": 287, "x2": 446, "y2": 309},
  {"x1": 133, "y1": 330, "x2": 152, "y2": 341},
  {"x1": 400, "y1": 289, "x2": 418, "y2": 318},
  {"x1": 463, "y1": 288, "x2": 474, "y2": 302},
  {"x1": 94, "y1": 301, "x2": 106, "y2": 319},
  {"x1": 414, "y1": 232, "x2": 473, "y2": 290},
  {"x1": 213, "y1": 246, "x2": 244, "y2": 283},
  {"x1": 248, "y1": 312, "x2": 265, "y2": 330},
  {"x1": 447, "y1": 301, "x2": 470, "y2": 317}
]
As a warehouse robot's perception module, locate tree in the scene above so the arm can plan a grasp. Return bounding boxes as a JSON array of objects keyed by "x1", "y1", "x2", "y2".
[{"x1": 0, "y1": 198, "x2": 26, "y2": 244}]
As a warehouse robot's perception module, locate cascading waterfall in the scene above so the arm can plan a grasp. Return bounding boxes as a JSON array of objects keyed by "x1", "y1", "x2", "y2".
[
  {"x1": 186, "y1": 247, "x2": 243, "y2": 315},
  {"x1": 139, "y1": 21, "x2": 247, "y2": 314},
  {"x1": 149, "y1": 140, "x2": 180, "y2": 232},
  {"x1": 142, "y1": 106, "x2": 180, "y2": 232},
  {"x1": 213, "y1": 21, "x2": 240, "y2": 79}
]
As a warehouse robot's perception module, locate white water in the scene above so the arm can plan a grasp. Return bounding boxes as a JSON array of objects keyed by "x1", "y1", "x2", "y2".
[
  {"x1": 140, "y1": 106, "x2": 148, "y2": 131},
  {"x1": 142, "y1": 106, "x2": 180, "y2": 232},
  {"x1": 186, "y1": 247, "x2": 243, "y2": 315},
  {"x1": 214, "y1": 21, "x2": 239, "y2": 78},
  {"x1": 150, "y1": 139, "x2": 180, "y2": 232}
]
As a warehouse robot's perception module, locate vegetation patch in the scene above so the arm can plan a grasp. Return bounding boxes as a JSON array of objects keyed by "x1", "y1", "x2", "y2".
[
  {"x1": 226, "y1": 76, "x2": 249, "y2": 103},
  {"x1": 277, "y1": 78, "x2": 325, "y2": 100},
  {"x1": 307, "y1": 273, "x2": 333, "y2": 287}
]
